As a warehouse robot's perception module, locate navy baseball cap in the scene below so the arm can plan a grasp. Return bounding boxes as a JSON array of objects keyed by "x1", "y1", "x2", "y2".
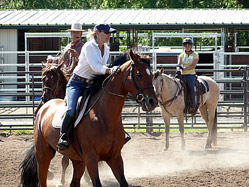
[{"x1": 94, "y1": 23, "x2": 116, "y2": 33}]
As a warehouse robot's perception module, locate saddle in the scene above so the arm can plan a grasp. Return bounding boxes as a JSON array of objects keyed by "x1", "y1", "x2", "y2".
[{"x1": 180, "y1": 76, "x2": 209, "y2": 115}]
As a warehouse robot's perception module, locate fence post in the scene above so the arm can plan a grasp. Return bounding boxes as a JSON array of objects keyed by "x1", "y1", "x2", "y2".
[
  {"x1": 243, "y1": 67, "x2": 248, "y2": 132},
  {"x1": 31, "y1": 73, "x2": 35, "y2": 127}
]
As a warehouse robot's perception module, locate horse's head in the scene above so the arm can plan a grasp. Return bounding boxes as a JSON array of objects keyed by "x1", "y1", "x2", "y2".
[
  {"x1": 41, "y1": 62, "x2": 67, "y2": 103},
  {"x1": 152, "y1": 68, "x2": 164, "y2": 99},
  {"x1": 125, "y1": 50, "x2": 158, "y2": 112}
]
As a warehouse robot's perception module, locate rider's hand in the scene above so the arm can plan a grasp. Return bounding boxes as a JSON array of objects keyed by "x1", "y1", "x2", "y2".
[
  {"x1": 176, "y1": 64, "x2": 183, "y2": 70},
  {"x1": 47, "y1": 55, "x2": 55, "y2": 63},
  {"x1": 176, "y1": 70, "x2": 181, "y2": 76},
  {"x1": 110, "y1": 66, "x2": 120, "y2": 74}
]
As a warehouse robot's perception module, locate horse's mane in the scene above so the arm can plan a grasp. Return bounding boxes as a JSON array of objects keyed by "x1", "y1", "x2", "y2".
[
  {"x1": 84, "y1": 53, "x2": 129, "y2": 97},
  {"x1": 83, "y1": 52, "x2": 152, "y2": 97},
  {"x1": 41, "y1": 64, "x2": 69, "y2": 86}
]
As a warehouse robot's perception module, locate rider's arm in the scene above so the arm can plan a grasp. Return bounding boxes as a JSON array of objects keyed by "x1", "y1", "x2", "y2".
[
  {"x1": 84, "y1": 45, "x2": 108, "y2": 74},
  {"x1": 177, "y1": 54, "x2": 183, "y2": 71},
  {"x1": 184, "y1": 53, "x2": 199, "y2": 70}
]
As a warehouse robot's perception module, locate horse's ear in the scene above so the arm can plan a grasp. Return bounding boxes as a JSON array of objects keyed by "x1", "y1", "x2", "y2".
[
  {"x1": 41, "y1": 61, "x2": 47, "y2": 69},
  {"x1": 57, "y1": 61, "x2": 63, "y2": 70},
  {"x1": 160, "y1": 68, "x2": 164, "y2": 74},
  {"x1": 129, "y1": 49, "x2": 139, "y2": 63}
]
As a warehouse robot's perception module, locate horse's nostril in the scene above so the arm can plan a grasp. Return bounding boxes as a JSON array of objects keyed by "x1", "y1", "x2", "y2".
[
  {"x1": 149, "y1": 98, "x2": 155, "y2": 105},
  {"x1": 149, "y1": 98, "x2": 158, "y2": 107}
]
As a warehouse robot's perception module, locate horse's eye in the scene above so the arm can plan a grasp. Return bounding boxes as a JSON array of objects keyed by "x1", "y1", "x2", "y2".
[{"x1": 137, "y1": 71, "x2": 142, "y2": 78}]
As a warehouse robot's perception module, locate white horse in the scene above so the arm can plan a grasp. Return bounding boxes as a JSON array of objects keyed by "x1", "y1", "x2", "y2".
[{"x1": 153, "y1": 69, "x2": 220, "y2": 150}]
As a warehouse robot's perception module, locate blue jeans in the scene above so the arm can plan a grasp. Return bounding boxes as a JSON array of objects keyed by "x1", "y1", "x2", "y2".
[
  {"x1": 65, "y1": 76, "x2": 88, "y2": 117},
  {"x1": 182, "y1": 75, "x2": 196, "y2": 108}
]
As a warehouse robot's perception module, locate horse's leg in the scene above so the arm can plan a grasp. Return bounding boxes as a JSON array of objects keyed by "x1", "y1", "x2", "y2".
[
  {"x1": 56, "y1": 156, "x2": 70, "y2": 187},
  {"x1": 199, "y1": 104, "x2": 215, "y2": 149},
  {"x1": 199, "y1": 104, "x2": 210, "y2": 148},
  {"x1": 162, "y1": 114, "x2": 170, "y2": 151},
  {"x1": 85, "y1": 152, "x2": 101, "y2": 187},
  {"x1": 70, "y1": 160, "x2": 85, "y2": 187},
  {"x1": 107, "y1": 155, "x2": 128, "y2": 187},
  {"x1": 212, "y1": 109, "x2": 218, "y2": 146},
  {"x1": 177, "y1": 114, "x2": 185, "y2": 150},
  {"x1": 206, "y1": 106, "x2": 217, "y2": 148},
  {"x1": 83, "y1": 167, "x2": 92, "y2": 185},
  {"x1": 35, "y1": 142, "x2": 55, "y2": 187}
]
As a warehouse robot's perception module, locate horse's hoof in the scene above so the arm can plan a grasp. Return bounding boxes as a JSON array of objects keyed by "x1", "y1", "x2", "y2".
[
  {"x1": 47, "y1": 170, "x2": 54, "y2": 180},
  {"x1": 205, "y1": 144, "x2": 212, "y2": 149},
  {"x1": 163, "y1": 148, "x2": 168, "y2": 152},
  {"x1": 56, "y1": 183, "x2": 64, "y2": 187}
]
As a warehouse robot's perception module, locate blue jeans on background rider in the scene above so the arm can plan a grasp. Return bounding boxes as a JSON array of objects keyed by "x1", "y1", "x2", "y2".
[
  {"x1": 182, "y1": 74, "x2": 196, "y2": 108},
  {"x1": 66, "y1": 75, "x2": 88, "y2": 117}
]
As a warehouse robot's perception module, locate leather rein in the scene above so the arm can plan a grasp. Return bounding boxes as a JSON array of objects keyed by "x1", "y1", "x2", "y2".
[{"x1": 158, "y1": 78, "x2": 183, "y2": 107}]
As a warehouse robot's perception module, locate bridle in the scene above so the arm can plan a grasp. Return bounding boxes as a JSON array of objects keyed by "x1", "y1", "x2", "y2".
[
  {"x1": 106, "y1": 60, "x2": 154, "y2": 103},
  {"x1": 85, "y1": 60, "x2": 154, "y2": 115},
  {"x1": 156, "y1": 75, "x2": 183, "y2": 116},
  {"x1": 41, "y1": 66, "x2": 61, "y2": 102},
  {"x1": 126, "y1": 61, "x2": 154, "y2": 103}
]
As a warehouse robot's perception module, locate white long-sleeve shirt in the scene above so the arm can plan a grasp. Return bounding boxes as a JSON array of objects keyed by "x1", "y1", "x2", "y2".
[{"x1": 73, "y1": 38, "x2": 109, "y2": 79}]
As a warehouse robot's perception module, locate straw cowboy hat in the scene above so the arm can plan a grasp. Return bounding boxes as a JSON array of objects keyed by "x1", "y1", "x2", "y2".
[{"x1": 66, "y1": 23, "x2": 85, "y2": 32}]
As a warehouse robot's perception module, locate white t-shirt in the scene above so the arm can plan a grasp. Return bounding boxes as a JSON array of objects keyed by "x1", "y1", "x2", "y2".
[{"x1": 73, "y1": 38, "x2": 109, "y2": 79}]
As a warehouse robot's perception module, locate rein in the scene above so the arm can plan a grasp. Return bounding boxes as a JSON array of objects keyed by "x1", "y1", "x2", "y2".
[
  {"x1": 84, "y1": 60, "x2": 154, "y2": 115},
  {"x1": 159, "y1": 77, "x2": 183, "y2": 108}
]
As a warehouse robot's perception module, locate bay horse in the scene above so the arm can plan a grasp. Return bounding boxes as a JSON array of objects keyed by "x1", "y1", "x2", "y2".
[
  {"x1": 35, "y1": 48, "x2": 78, "y2": 116},
  {"x1": 20, "y1": 50, "x2": 158, "y2": 187},
  {"x1": 34, "y1": 61, "x2": 71, "y2": 186},
  {"x1": 36, "y1": 53, "x2": 130, "y2": 187},
  {"x1": 153, "y1": 69, "x2": 220, "y2": 151}
]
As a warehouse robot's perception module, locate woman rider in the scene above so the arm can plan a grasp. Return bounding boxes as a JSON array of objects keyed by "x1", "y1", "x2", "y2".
[
  {"x1": 57, "y1": 23, "x2": 119, "y2": 151},
  {"x1": 176, "y1": 38, "x2": 199, "y2": 114}
]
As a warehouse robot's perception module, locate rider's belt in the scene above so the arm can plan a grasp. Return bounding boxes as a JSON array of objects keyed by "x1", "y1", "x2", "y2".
[{"x1": 73, "y1": 74, "x2": 90, "y2": 83}]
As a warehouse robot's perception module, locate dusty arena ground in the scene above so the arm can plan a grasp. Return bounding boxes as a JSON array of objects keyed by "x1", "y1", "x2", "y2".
[{"x1": 1, "y1": 130, "x2": 249, "y2": 187}]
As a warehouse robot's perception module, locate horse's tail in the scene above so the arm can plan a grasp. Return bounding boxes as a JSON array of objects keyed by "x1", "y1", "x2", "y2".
[
  {"x1": 19, "y1": 144, "x2": 39, "y2": 187},
  {"x1": 212, "y1": 108, "x2": 218, "y2": 145}
]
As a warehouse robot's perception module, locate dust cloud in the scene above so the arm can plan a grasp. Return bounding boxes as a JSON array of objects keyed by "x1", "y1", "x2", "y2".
[{"x1": 48, "y1": 131, "x2": 249, "y2": 186}]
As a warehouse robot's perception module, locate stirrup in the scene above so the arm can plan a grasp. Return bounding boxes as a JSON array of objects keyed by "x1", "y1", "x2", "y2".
[{"x1": 57, "y1": 134, "x2": 69, "y2": 151}]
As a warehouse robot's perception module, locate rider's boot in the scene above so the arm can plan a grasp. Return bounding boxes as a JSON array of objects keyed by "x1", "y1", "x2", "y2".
[
  {"x1": 189, "y1": 103, "x2": 197, "y2": 116},
  {"x1": 57, "y1": 114, "x2": 74, "y2": 152}
]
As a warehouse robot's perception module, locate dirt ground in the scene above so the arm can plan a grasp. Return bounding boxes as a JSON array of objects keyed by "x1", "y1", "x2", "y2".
[{"x1": 1, "y1": 130, "x2": 249, "y2": 187}]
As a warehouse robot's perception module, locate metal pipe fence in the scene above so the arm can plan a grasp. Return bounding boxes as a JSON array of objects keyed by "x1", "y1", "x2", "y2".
[{"x1": 0, "y1": 68, "x2": 248, "y2": 132}]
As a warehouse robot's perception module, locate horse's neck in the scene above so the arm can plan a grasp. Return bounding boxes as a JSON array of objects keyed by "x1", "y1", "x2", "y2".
[
  {"x1": 162, "y1": 74, "x2": 179, "y2": 99},
  {"x1": 94, "y1": 69, "x2": 129, "y2": 122}
]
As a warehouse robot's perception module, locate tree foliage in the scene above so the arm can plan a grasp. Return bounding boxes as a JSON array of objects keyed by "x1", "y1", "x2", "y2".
[
  {"x1": 0, "y1": 0, "x2": 246, "y2": 9},
  {"x1": 1, "y1": 0, "x2": 248, "y2": 48}
]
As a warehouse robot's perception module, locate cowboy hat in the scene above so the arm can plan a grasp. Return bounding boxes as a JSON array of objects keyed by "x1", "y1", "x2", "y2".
[{"x1": 66, "y1": 23, "x2": 85, "y2": 32}]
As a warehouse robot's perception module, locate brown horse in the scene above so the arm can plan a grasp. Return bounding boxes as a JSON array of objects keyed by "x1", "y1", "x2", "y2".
[
  {"x1": 153, "y1": 69, "x2": 220, "y2": 151},
  {"x1": 20, "y1": 50, "x2": 158, "y2": 187},
  {"x1": 34, "y1": 62, "x2": 69, "y2": 116}
]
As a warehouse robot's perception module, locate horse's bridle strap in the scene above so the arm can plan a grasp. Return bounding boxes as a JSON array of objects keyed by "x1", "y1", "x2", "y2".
[{"x1": 159, "y1": 79, "x2": 183, "y2": 107}]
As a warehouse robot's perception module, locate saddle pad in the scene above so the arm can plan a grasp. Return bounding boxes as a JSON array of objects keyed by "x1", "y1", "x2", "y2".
[
  {"x1": 52, "y1": 95, "x2": 90, "y2": 129},
  {"x1": 52, "y1": 105, "x2": 67, "y2": 128},
  {"x1": 197, "y1": 78, "x2": 209, "y2": 94}
]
